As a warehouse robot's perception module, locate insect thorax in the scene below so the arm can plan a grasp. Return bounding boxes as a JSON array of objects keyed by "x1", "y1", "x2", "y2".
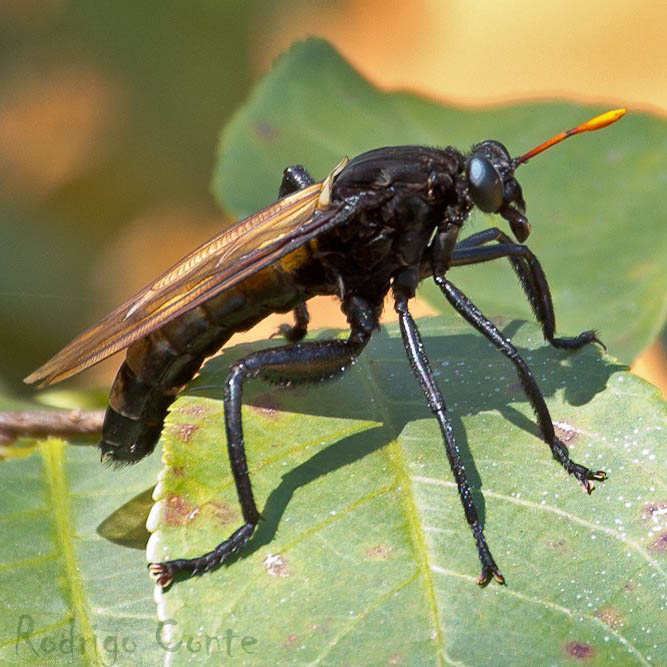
[{"x1": 311, "y1": 145, "x2": 467, "y2": 304}]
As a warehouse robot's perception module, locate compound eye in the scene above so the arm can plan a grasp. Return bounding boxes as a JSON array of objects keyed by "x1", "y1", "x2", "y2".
[{"x1": 466, "y1": 156, "x2": 504, "y2": 213}]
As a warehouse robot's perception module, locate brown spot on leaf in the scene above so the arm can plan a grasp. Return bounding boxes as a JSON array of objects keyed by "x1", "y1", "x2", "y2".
[
  {"x1": 171, "y1": 466, "x2": 184, "y2": 477},
  {"x1": 642, "y1": 501, "x2": 667, "y2": 521},
  {"x1": 164, "y1": 494, "x2": 199, "y2": 526},
  {"x1": 650, "y1": 532, "x2": 667, "y2": 554},
  {"x1": 177, "y1": 423, "x2": 198, "y2": 442},
  {"x1": 388, "y1": 653, "x2": 404, "y2": 665},
  {"x1": 254, "y1": 122, "x2": 277, "y2": 141},
  {"x1": 366, "y1": 544, "x2": 392, "y2": 560},
  {"x1": 491, "y1": 316, "x2": 506, "y2": 329},
  {"x1": 595, "y1": 606, "x2": 624, "y2": 630},
  {"x1": 546, "y1": 539, "x2": 572, "y2": 553},
  {"x1": 249, "y1": 405, "x2": 280, "y2": 420},
  {"x1": 206, "y1": 501, "x2": 238, "y2": 525},
  {"x1": 565, "y1": 641, "x2": 596, "y2": 661},
  {"x1": 179, "y1": 403, "x2": 212, "y2": 418},
  {"x1": 554, "y1": 423, "x2": 580, "y2": 444},
  {"x1": 284, "y1": 633, "x2": 298, "y2": 647},
  {"x1": 623, "y1": 580, "x2": 635, "y2": 593},
  {"x1": 264, "y1": 553, "x2": 290, "y2": 577}
]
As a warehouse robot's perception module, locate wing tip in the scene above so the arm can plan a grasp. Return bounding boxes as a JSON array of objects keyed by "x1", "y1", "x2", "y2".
[
  {"x1": 24, "y1": 360, "x2": 65, "y2": 387},
  {"x1": 24, "y1": 370, "x2": 49, "y2": 387},
  {"x1": 24, "y1": 370, "x2": 39, "y2": 385}
]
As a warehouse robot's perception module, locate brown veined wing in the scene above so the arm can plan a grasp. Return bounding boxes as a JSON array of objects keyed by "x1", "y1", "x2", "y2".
[{"x1": 25, "y1": 158, "x2": 349, "y2": 388}]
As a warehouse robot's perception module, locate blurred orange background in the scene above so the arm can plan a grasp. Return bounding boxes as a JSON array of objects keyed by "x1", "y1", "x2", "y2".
[
  {"x1": 0, "y1": 0, "x2": 665, "y2": 395},
  {"x1": 259, "y1": 0, "x2": 667, "y2": 115}
]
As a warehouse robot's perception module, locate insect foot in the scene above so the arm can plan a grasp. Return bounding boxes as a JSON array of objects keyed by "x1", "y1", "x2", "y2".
[
  {"x1": 149, "y1": 522, "x2": 257, "y2": 588},
  {"x1": 550, "y1": 329, "x2": 607, "y2": 352},
  {"x1": 470, "y1": 513, "x2": 507, "y2": 588},
  {"x1": 471, "y1": 523, "x2": 506, "y2": 587},
  {"x1": 148, "y1": 563, "x2": 175, "y2": 588},
  {"x1": 477, "y1": 565, "x2": 506, "y2": 588},
  {"x1": 570, "y1": 464, "x2": 608, "y2": 494}
]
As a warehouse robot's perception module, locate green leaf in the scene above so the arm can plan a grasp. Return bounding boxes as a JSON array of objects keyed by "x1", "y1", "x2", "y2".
[
  {"x1": 150, "y1": 318, "x2": 666, "y2": 665},
  {"x1": 0, "y1": 439, "x2": 164, "y2": 664},
  {"x1": 213, "y1": 38, "x2": 667, "y2": 364}
]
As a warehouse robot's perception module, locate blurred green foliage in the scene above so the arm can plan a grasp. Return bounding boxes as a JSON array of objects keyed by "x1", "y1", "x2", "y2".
[{"x1": 0, "y1": 0, "x2": 289, "y2": 393}]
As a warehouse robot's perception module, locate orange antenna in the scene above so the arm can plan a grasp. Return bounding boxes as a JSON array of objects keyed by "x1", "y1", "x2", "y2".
[{"x1": 514, "y1": 108, "x2": 626, "y2": 167}]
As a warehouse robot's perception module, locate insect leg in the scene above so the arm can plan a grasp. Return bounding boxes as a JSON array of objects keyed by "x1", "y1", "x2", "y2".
[
  {"x1": 279, "y1": 164, "x2": 315, "y2": 198},
  {"x1": 434, "y1": 274, "x2": 607, "y2": 490},
  {"x1": 393, "y1": 272, "x2": 504, "y2": 586},
  {"x1": 455, "y1": 228, "x2": 509, "y2": 249},
  {"x1": 451, "y1": 228, "x2": 603, "y2": 351},
  {"x1": 275, "y1": 165, "x2": 315, "y2": 342},
  {"x1": 274, "y1": 302, "x2": 310, "y2": 343},
  {"x1": 149, "y1": 296, "x2": 376, "y2": 587}
]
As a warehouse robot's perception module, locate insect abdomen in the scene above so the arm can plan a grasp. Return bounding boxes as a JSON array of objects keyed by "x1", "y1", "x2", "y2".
[{"x1": 100, "y1": 263, "x2": 311, "y2": 464}]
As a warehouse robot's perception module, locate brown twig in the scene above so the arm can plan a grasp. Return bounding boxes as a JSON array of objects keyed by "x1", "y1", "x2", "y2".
[{"x1": 0, "y1": 409, "x2": 104, "y2": 443}]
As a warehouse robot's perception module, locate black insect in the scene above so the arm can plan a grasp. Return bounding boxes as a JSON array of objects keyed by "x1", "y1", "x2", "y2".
[{"x1": 26, "y1": 108, "x2": 626, "y2": 587}]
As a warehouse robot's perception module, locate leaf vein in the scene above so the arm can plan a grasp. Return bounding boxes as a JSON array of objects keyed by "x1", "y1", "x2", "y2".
[
  {"x1": 414, "y1": 475, "x2": 666, "y2": 579},
  {"x1": 39, "y1": 441, "x2": 98, "y2": 665},
  {"x1": 306, "y1": 572, "x2": 420, "y2": 666},
  {"x1": 431, "y1": 566, "x2": 651, "y2": 666}
]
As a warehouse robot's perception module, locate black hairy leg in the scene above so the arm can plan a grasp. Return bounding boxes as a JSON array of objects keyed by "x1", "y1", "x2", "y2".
[
  {"x1": 273, "y1": 300, "x2": 310, "y2": 344},
  {"x1": 393, "y1": 271, "x2": 504, "y2": 586},
  {"x1": 275, "y1": 165, "x2": 315, "y2": 343},
  {"x1": 279, "y1": 163, "x2": 315, "y2": 198},
  {"x1": 149, "y1": 295, "x2": 376, "y2": 587},
  {"x1": 434, "y1": 274, "x2": 607, "y2": 492},
  {"x1": 451, "y1": 229, "x2": 604, "y2": 351}
]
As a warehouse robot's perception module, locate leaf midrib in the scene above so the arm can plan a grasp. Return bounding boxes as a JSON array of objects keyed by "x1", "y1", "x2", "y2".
[
  {"x1": 356, "y1": 352, "x2": 447, "y2": 664},
  {"x1": 40, "y1": 440, "x2": 97, "y2": 665}
]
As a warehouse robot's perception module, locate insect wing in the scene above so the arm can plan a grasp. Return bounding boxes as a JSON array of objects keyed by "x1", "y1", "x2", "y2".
[{"x1": 25, "y1": 178, "x2": 341, "y2": 387}]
